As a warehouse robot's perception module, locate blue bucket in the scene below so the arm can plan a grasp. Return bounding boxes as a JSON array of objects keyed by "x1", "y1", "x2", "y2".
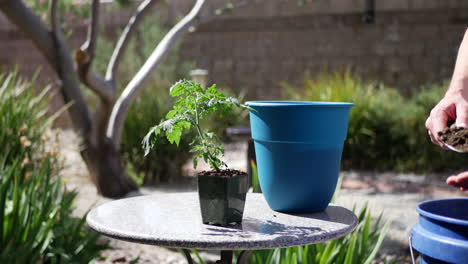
[
  {"x1": 411, "y1": 198, "x2": 468, "y2": 264},
  {"x1": 246, "y1": 101, "x2": 353, "y2": 212}
]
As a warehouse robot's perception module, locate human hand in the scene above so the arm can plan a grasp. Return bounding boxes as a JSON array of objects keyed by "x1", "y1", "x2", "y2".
[
  {"x1": 425, "y1": 79, "x2": 468, "y2": 148},
  {"x1": 447, "y1": 172, "x2": 468, "y2": 191}
]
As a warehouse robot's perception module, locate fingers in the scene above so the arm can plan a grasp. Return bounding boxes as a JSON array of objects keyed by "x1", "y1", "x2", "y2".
[
  {"x1": 456, "y1": 104, "x2": 468, "y2": 128},
  {"x1": 446, "y1": 171, "x2": 468, "y2": 191},
  {"x1": 433, "y1": 108, "x2": 450, "y2": 133},
  {"x1": 446, "y1": 175, "x2": 458, "y2": 186},
  {"x1": 426, "y1": 107, "x2": 449, "y2": 147}
]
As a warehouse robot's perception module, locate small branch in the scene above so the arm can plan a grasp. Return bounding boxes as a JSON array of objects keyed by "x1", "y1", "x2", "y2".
[
  {"x1": 106, "y1": 0, "x2": 160, "y2": 83},
  {"x1": 81, "y1": 0, "x2": 100, "y2": 62},
  {"x1": 49, "y1": 0, "x2": 62, "y2": 75},
  {"x1": 81, "y1": 69, "x2": 115, "y2": 102},
  {"x1": 107, "y1": 0, "x2": 208, "y2": 145},
  {"x1": 50, "y1": 0, "x2": 60, "y2": 39},
  {"x1": 75, "y1": 0, "x2": 115, "y2": 102}
]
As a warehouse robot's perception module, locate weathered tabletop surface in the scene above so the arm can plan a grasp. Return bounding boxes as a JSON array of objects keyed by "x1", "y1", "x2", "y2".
[{"x1": 87, "y1": 192, "x2": 358, "y2": 251}]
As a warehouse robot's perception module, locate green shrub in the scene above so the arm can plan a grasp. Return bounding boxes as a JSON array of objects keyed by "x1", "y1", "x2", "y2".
[
  {"x1": 0, "y1": 72, "x2": 49, "y2": 166},
  {"x1": 0, "y1": 72, "x2": 107, "y2": 263},
  {"x1": 286, "y1": 71, "x2": 466, "y2": 172}
]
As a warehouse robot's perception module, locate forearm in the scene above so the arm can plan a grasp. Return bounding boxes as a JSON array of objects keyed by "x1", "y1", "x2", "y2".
[{"x1": 449, "y1": 29, "x2": 468, "y2": 91}]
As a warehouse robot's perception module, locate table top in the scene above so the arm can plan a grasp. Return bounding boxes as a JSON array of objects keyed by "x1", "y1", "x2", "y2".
[{"x1": 87, "y1": 192, "x2": 357, "y2": 250}]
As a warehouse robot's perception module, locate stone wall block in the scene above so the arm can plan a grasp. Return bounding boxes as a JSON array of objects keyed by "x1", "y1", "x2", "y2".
[
  {"x1": 372, "y1": 42, "x2": 399, "y2": 56},
  {"x1": 410, "y1": 0, "x2": 440, "y2": 9},
  {"x1": 377, "y1": 0, "x2": 410, "y2": 11},
  {"x1": 383, "y1": 56, "x2": 409, "y2": 73},
  {"x1": 354, "y1": 56, "x2": 382, "y2": 76},
  {"x1": 1, "y1": 1, "x2": 468, "y2": 103}
]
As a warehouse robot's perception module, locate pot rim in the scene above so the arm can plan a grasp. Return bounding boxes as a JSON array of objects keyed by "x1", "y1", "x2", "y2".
[
  {"x1": 246, "y1": 101, "x2": 354, "y2": 107},
  {"x1": 416, "y1": 198, "x2": 468, "y2": 226}
]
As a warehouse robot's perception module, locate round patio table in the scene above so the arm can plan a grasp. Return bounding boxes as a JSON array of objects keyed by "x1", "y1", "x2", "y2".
[{"x1": 87, "y1": 192, "x2": 357, "y2": 264}]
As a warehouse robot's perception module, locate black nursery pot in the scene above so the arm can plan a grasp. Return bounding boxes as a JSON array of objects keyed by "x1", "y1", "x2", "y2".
[{"x1": 198, "y1": 171, "x2": 249, "y2": 226}]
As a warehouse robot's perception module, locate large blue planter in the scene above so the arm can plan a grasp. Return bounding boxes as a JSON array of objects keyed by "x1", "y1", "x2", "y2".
[
  {"x1": 246, "y1": 101, "x2": 353, "y2": 212},
  {"x1": 411, "y1": 198, "x2": 468, "y2": 264}
]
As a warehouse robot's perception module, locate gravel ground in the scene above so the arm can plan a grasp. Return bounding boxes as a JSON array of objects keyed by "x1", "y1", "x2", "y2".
[{"x1": 53, "y1": 129, "x2": 467, "y2": 264}]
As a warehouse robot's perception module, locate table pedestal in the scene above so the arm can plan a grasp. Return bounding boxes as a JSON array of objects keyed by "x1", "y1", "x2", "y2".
[{"x1": 182, "y1": 249, "x2": 252, "y2": 264}]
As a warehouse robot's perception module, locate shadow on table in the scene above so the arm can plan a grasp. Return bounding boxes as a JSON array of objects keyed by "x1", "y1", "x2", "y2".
[
  {"x1": 202, "y1": 217, "x2": 322, "y2": 240},
  {"x1": 200, "y1": 204, "x2": 355, "y2": 241}
]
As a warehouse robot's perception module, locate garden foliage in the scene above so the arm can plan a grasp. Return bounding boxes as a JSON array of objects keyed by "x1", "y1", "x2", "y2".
[
  {"x1": 287, "y1": 71, "x2": 465, "y2": 172},
  {"x1": 0, "y1": 72, "x2": 106, "y2": 263}
]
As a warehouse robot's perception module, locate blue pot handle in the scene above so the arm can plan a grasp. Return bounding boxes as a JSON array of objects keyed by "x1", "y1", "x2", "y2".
[{"x1": 409, "y1": 236, "x2": 416, "y2": 264}]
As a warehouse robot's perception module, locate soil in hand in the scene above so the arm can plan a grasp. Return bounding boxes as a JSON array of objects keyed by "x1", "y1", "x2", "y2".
[{"x1": 438, "y1": 125, "x2": 468, "y2": 152}]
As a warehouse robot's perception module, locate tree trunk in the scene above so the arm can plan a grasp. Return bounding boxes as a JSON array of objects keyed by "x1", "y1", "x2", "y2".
[{"x1": 81, "y1": 136, "x2": 138, "y2": 198}]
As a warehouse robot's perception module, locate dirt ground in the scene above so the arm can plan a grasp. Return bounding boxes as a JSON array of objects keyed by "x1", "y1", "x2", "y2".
[{"x1": 53, "y1": 129, "x2": 467, "y2": 264}]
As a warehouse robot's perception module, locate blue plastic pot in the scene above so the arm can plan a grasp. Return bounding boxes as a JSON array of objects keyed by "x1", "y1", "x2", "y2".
[
  {"x1": 246, "y1": 101, "x2": 353, "y2": 212},
  {"x1": 411, "y1": 198, "x2": 468, "y2": 264}
]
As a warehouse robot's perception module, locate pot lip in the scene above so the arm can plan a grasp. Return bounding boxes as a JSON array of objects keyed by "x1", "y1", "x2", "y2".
[
  {"x1": 417, "y1": 198, "x2": 468, "y2": 226},
  {"x1": 245, "y1": 100, "x2": 354, "y2": 107}
]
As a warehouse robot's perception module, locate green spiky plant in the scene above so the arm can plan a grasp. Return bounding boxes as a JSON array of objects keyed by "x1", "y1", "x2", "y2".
[{"x1": 0, "y1": 71, "x2": 107, "y2": 263}]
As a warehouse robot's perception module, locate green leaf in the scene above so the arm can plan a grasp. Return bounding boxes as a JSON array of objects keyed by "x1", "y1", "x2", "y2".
[
  {"x1": 343, "y1": 232, "x2": 357, "y2": 264},
  {"x1": 169, "y1": 80, "x2": 185, "y2": 96},
  {"x1": 250, "y1": 160, "x2": 261, "y2": 193},
  {"x1": 361, "y1": 212, "x2": 371, "y2": 259},
  {"x1": 190, "y1": 249, "x2": 206, "y2": 264},
  {"x1": 207, "y1": 84, "x2": 217, "y2": 93},
  {"x1": 166, "y1": 109, "x2": 178, "y2": 119},
  {"x1": 319, "y1": 240, "x2": 337, "y2": 264},
  {"x1": 362, "y1": 220, "x2": 391, "y2": 264},
  {"x1": 142, "y1": 126, "x2": 161, "y2": 156},
  {"x1": 167, "y1": 127, "x2": 183, "y2": 146}
]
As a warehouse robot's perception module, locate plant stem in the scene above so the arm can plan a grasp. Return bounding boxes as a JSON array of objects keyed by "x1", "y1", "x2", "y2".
[{"x1": 194, "y1": 95, "x2": 220, "y2": 172}]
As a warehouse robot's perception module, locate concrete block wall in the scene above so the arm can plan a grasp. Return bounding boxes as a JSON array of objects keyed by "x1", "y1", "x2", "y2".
[
  {"x1": 0, "y1": 0, "x2": 467, "y2": 103},
  {"x1": 179, "y1": 1, "x2": 468, "y2": 98}
]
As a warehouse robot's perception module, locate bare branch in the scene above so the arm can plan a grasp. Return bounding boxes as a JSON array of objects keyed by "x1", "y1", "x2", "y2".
[
  {"x1": 49, "y1": 0, "x2": 60, "y2": 37},
  {"x1": 0, "y1": 0, "x2": 92, "y2": 135},
  {"x1": 83, "y1": 70, "x2": 116, "y2": 101},
  {"x1": 107, "y1": 0, "x2": 208, "y2": 145},
  {"x1": 81, "y1": 0, "x2": 100, "y2": 61},
  {"x1": 106, "y1": 0, "x2": 161, "y2": 83},
  {"x1": 73, "y1": 0, "x2": 115, "y2": 103}
]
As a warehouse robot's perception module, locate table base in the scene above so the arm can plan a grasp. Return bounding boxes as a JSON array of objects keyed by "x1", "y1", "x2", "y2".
[{"x1": 182, "y1": 249, "x2": 253, "y2": 264}]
